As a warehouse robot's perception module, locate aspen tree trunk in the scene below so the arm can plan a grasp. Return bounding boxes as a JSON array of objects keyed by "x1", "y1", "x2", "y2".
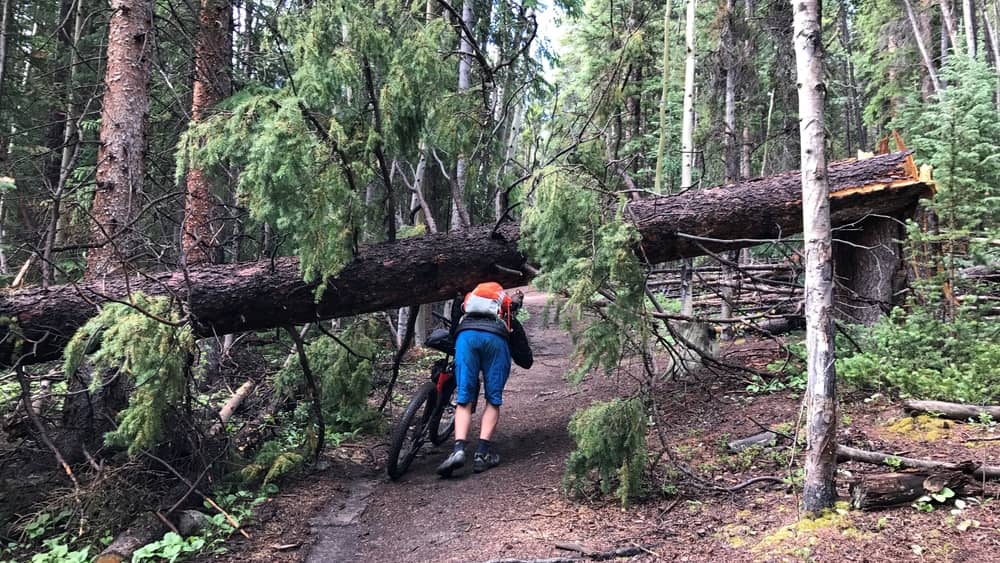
[
  {"x1": 981, "y1": 0, "x2": 1000, "y2": 107},
  {"x1": 183, "y1": 0, "x2": 232, "y2": 265},
  {"x1": 654, "y1": 0, "x2": 674, "y2": 194},
  {"x1": 720, "y1": 0, "x2": 737, "y2": 337},
  {"x1": 941, "y1": 0, "x2": 961, "y2": 53},
  {"x1": 792, "y1": 0, "x2": 838, "y2": 513},
  {"x1": 452, "y1": 0, "x2": 474, "y2": 230},
  {"x1": 964, "y1": 0, "x2": 978, "y2": 57},
  {"x1": 680, "y1": 0, "x2": 697, "y2": 189},
  {"x1": 0, "y1": 0, "x2": 9, "y2": 105},
  {"x1": 679, "y1": 0, "x2": 698, "y2": 316},
  {"x1": 0, "y1": 0, "x2": 12, "y2": 276},
  {"x1": 85, "y1": 0, "x2": 154, "y2": 278},
  {"x1": 904, "y1": 0, "x2": 944, "y2": 95}
]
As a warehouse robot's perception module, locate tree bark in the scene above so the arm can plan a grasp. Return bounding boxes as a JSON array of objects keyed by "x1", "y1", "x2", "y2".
[
  {"x1": 182, "y1": 0, "x2": 232, "y2": 265},
  {"x1": 0, "y1": 152, "x2": 933, "y2": 367},
  {"x1": 85, "y1": 0, "x2": 154, "y2": 278},
  {"x1": 833, "y1": 214, "x2": 904, "y2": 325},
  {"x1": 792, "y1": 0, "x2": 838, "y2": 513}
]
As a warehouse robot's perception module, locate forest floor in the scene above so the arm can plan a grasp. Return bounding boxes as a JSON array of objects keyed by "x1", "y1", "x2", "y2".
[{"x1": 200, "y1": 290, "x2": 999, "y2": 563}]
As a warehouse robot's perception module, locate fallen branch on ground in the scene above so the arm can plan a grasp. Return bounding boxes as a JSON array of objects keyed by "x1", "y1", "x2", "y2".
[
  {"x1": 902, "y1": 400, "x2": 1000, "y2": 422},
  {"x1": 480, "y1": 545, "x2": 645, "y2": 563},
  {"x1": 836, "y1": 445, "x2": 1000, "y2": 479}
]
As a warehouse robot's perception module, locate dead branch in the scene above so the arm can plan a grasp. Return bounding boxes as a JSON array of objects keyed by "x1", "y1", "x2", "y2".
[
  {"x1": 837, "y1": 445, "x2": 1000, "y2": 479},
  {"x1": 902, "y1": 400, "x2": 1000, "y2": 421}
]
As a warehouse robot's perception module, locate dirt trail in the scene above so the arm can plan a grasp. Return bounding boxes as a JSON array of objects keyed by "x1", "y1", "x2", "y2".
[
  {"x1": 348, "y1": 290, "x2": 645, "y2": 562},
  {"x1": 211, "y1": 290, "x2": 1000, "y2": 563}
]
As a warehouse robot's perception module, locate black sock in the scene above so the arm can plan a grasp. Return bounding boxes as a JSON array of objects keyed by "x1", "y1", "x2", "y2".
[
  {"x1": 476, "y1": 439, "x2": 492, "y2": 455},
  {"x1": 453, "y1": 439, "x2": 466, "y2": 453}
]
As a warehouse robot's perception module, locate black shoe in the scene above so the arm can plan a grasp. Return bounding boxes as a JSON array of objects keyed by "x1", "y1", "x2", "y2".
[
  {"x1": 473, "y1": 452, "x2": 500, "y2": 473},
  {"x1": 437, "y1": 450, "x2": 465, "y2": 477}
]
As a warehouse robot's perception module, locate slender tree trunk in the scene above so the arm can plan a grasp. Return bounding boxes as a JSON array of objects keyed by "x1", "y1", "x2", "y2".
[
  {"x1": 981, "y1": 0, "x2": 1000, "y2": 107},
  {"x1": 85, "y1": 0, "x2": 154, "y2": 278},
  {"x1": 654, "y1": 0, "x2": 674, "y2": 194},
  {"x1": 720, "y1": 0, "x2": 738, "y2": 337},
  {"x1": 183, "y1": 0, "x2": 232, "y2": 265},
  {"x1": 679, "y1": 0, "x2": 698, "y2": 316},
  {"x1": 0, "y1": 0, "x2": 11, "y2": 277},
  {"x1": 941, "y1": 0, "x2": 961, "y2": 53},
  {"x1": 792, "y1": 0, "x2": 838, "y2": 513},
  {"x1": 452, "y1": 0, "x2": 474, "y2": 230},
  {"x1": 0, "y1": 0, "x2": 9, "y2": 107},
  {"x1": 964, "y1": 0, "x2": 978, "y2": 57},
  {"x1": 904, "y1": 0, "x2": 944, "y2": 95},
  {"x1": 41, "y1": 0, "x2": 87, "y2": 287},
  {"x1": 680, "y1": 0, "x2": 697, "y2": 189},
  {"x1": 838, "y1": 0, "x2": 867, "y2": 152}
]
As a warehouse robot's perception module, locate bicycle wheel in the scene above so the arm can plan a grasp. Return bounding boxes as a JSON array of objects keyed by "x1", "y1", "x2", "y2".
[
  {"x1": 429, "y1": 398, "x2": 455, "y2": 445},
  {"x1": 387, "y1": 381, "x2": 437, "y2": 480}
]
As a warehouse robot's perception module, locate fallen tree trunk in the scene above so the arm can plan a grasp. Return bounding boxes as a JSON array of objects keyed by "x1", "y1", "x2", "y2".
[
  {"x1": 903, "y1": 400, "x2": 1000, "y2": 421},
  {"x1": 837, "y1": 445, "x2": 1000, "y2": 479},
  {"x1": 849, "y1": 470, "x2": 980, "y2": 510},
  {"x1": 0, "y1": 152, "x2": 932, "y2": 366}
]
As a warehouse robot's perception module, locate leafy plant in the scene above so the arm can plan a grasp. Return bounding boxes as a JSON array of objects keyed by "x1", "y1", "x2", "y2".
[
  {"x1": 133, "y1": 532, "x2": 205, "y2": 562},
  {"x1": 29, "y1": 539, "x2": 88, "y2": 563}
]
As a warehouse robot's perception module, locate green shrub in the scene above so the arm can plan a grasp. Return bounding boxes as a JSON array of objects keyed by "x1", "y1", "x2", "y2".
[
  {"x1": 837, "y1": 305, "x2": 1000, "y2": 403},
  {"x1": 563, "y1": 398, "x2": 647, "y2": 506}
]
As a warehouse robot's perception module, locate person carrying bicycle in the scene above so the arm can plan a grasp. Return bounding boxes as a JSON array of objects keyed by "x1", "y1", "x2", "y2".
[{"x1": 437, "y1": 282, "x2": 533, "y2": 477}]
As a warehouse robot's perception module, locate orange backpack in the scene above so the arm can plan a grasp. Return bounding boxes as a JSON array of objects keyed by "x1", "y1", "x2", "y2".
[{"x1": 462, "y1": 282, "x2": 513, "y2": 330}]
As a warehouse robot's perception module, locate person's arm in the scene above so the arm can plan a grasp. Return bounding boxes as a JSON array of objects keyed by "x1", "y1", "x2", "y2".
[{"x1": 509, "y1": 317, "x2": 533, "y2": 369}]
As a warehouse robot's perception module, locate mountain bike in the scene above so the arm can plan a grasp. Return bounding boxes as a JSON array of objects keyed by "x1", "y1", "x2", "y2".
[
  {"x1": 386, "y1": 320, "x2": 466, "y2": 480},
  {"x1": 386, "y1": 293, "x2": 521, "y2": 480}
]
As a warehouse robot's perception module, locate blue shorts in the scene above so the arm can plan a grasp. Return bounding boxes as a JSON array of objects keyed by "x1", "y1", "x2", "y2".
[{"x1": 454, "y1": 330, "x2": 511, "y2": 406}]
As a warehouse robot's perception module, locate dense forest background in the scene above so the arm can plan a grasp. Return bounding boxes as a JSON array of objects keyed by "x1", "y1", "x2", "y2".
[{"x1": 0, "y1": 0, "x2": 998, "y2": 559}]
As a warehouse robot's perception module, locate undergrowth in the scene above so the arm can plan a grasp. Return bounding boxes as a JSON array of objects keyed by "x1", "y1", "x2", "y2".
[{"x1": 563, "y1": 397, "x2": 647, "y2": 506}]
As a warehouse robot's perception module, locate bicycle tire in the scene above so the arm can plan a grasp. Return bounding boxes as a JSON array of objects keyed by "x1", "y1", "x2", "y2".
[
  {"x1": 429, "y1": 398, "x2": 455, "y2": 445},
  {"x1": 386, "y1": 381, "x2": 437, "y2": 480}
]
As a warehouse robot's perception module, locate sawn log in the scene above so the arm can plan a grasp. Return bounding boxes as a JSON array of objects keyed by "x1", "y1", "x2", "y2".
[{"x1": 0, "y1": 152, "x2": 933, "y2": 366}]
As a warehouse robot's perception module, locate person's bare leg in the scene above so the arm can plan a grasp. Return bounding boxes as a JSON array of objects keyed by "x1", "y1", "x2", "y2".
[
  {"x1": 454, "y1": 403, "x2": 473, "y2": 441},
  {"x1": 479, "y1": 404, "x2": 500, "y2": 441}
]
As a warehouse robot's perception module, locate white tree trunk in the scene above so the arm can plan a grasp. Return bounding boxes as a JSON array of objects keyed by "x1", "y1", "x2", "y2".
[
  {"x1": 678, "y1": 0, "x2": 698, "y2": 317},
  {"x1": 654, "y1": 0, "x2": 674, "y2": 194},
  {"x1": 452, "y1": 0, "x2": 475, "y2": 230},
  {"x1": 964, "y1": 0, "x2": 978, "y2": 57},
  {"x1": 941, "y1": 0, "x2": 961, "y2": 53},
  {"x1": 792, "y1": 0, "x2": 838, "y2": 513},
  {"x1": 903, "y1": 0, "x2": 944, "y2": 95},
  {"x1": 680, "y1": 0, "x2": 697, "y2": 189},
  {"x1": 0, "y1": 0, "x2": 10, "y2": 102}
]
